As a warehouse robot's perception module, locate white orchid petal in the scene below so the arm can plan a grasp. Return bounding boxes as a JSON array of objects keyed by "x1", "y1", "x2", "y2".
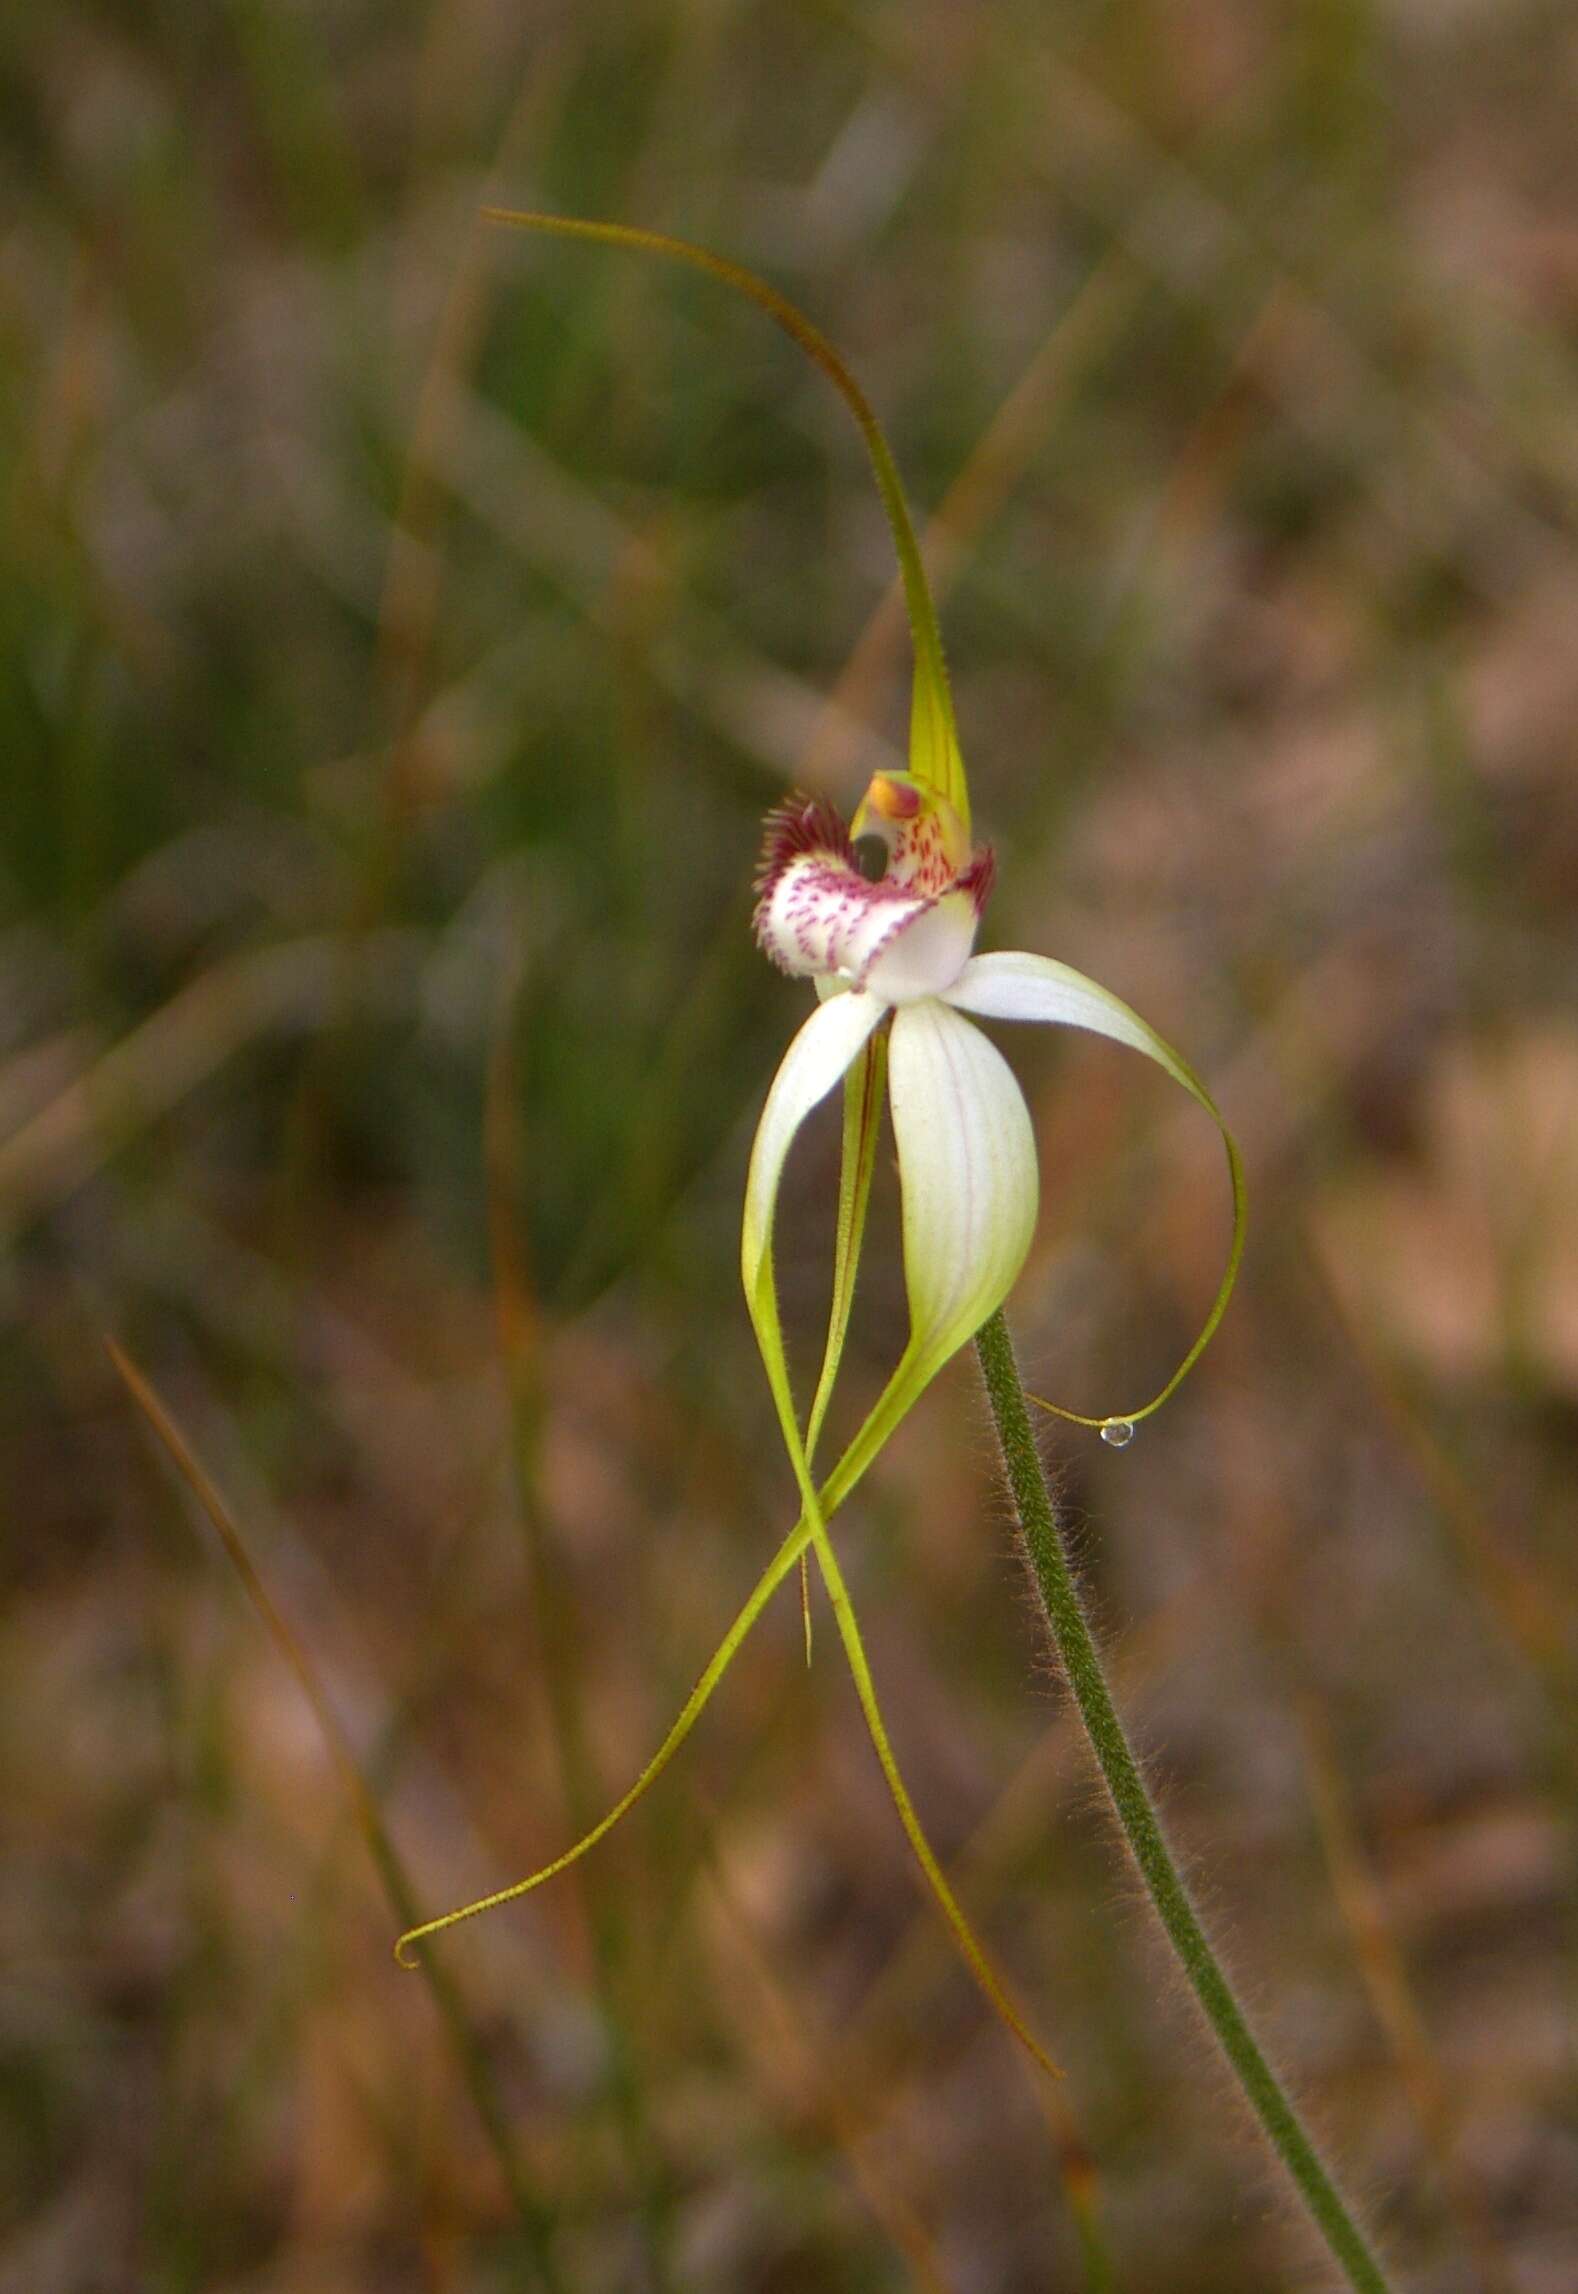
[
  {"x1": 943, "y1": 950, "x2": 1168, "y2": 1063},
  {"x1": 861, "y1": 887, "x2": 980, "y2": 1005},
  {"x1": 942, "y1": 948, "x2": 1246, "y2": 1425},
  {"x1": 742, "y1": 989, "x2": 886, "y2": 1335},
  {"x1": 942, "y1": 945, "x2": 1229, "y2": 1132},
  {"x1": 887, "y1": 1000, "x2": 1038, "y2": 1384}
]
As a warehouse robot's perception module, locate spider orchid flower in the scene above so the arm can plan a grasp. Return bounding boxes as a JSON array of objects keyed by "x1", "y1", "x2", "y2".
[
  {"x1": 729, "y1": 761, "x2": 1241, "y2": 2089},
  {"x1": 743, "y1": 770, "x2": 1245, "y2": 1488},
  {"x1": 396, "y1": 216, "x2": 1242, "y2": 2091}
]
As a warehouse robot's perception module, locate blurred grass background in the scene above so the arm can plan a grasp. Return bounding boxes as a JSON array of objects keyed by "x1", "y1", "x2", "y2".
[{"x1": 4, "y1": 1, "x2": 1578, "y2": 2287}]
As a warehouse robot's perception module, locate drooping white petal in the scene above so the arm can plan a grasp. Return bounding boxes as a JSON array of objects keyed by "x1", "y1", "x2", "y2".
[
  {"x1": 942, "y1": 951, "x2": 1200, "y2": 1096},
  {"x1": 886, "y1": 999, "x2": 1038, "y2": 1385},
  {"x1": 941, "y1": 948, "x2": 1247, "y2": 1426},
  {"x1": 741, "y1": 989, "x2": 887, "y2": 1323}
]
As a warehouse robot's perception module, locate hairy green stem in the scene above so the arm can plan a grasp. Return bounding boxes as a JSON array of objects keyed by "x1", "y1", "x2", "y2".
[{"x1": 974, "y1": 1310, "x2": 1393, "y2": 2294}]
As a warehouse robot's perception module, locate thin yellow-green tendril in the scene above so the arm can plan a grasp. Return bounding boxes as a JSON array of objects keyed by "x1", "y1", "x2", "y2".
[
  {"x1": 815, "y1": 1517, "x2": 1064, "y2": 2083},
  {"x1": 797, "y1": 1034, "x2": 887, "y2": 1661},
  {"x1": 1028, "y1": 1033, "x2": 1246, "y2": 1433},
  {"x1": 394, "y1": 1324, "x2": 957, "y2": 1968},
  {"x1": 765, "y1": 1453, "x2": 1064, "y2": 2084},
  {"x1": 481, "y1": 208, "x2": 968, "y2": 829},
  {"x1": 395, "y1": 1502, "x2": 812, "y2": 1965},
  {"x1": 805, "y1": 1034, "x2": 887, "y2": 1463}
]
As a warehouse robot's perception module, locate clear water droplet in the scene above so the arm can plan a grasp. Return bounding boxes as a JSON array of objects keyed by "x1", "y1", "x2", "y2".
[{"x1": 1100, "y1": 1418, "x2": 1136, "y2": 1449}]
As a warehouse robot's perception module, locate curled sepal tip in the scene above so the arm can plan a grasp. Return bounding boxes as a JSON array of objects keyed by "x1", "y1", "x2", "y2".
[
  {"x1": 393, "y1": 1503, "x2": 822, "y2": 1968},
  {"x1": 939, "y1": 951, "x2": 1246, "y2": 1430}
]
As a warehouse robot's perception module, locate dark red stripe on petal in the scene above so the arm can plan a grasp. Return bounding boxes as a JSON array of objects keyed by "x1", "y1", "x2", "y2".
[{"x1": 959, "y1": 844, "x2": 997, "y2": 916}]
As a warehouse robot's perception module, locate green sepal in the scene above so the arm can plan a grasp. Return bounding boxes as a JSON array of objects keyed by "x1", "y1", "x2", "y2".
[{"x1": 482, "y1": 207, "x2": 971, "y2": 831}]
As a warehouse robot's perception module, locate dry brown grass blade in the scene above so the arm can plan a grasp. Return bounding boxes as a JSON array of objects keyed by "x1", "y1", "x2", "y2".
[
  {"x1": 1301, "y1": 1706, "x2": 1519, "y2": 2294},
  {"x1": 375, "y1": 50, "x2": 572, "y2": 831},
  {"x1": 107, "y1": 1339, "x2": 364, "y2": 1802},
  {"x1": 483, "y1": 943, "x2": 541, "y2": 1376},
  {"x1": 103, "y1": 1337, "x2": 564, "y2": 2280},
  {"x1": 1304, "y1": 1229, "x2": 1575, "y2": 1685},
  {"x1": 857, "y1": 8, "x2": 1571, "y2": 597},
  {"x1": 0, "y1": 935, "x2": 415, "y2": 1240},
  {"x1": 701, "y1": 1826, "x2": 960, "y2": 2294}
]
